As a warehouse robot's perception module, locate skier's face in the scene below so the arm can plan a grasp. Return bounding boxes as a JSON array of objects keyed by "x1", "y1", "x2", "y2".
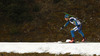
[{"x1": 65, "y1": 18, "x2": 69, "y2": 21}]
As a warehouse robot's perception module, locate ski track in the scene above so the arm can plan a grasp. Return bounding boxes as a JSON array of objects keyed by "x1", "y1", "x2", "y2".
[{"x1": 0, "y1": 42, "x2": 100, "y2": 56}]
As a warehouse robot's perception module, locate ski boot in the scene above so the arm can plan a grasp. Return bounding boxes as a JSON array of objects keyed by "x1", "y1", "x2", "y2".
[
  {"x1": 82, "y1": 38, "x2": 86, "y2": 42},
  {"x1": 69, "y1": 38, "x2": 75, "y2": 43}
]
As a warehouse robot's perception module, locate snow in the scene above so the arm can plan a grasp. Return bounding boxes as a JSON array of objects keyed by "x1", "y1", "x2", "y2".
[
  {"x1": 0, "y1": 42, "x2": 100, "y2": 56},
  {"x1": 66, "y1": 39, "x2": 71, "y2": 42}
]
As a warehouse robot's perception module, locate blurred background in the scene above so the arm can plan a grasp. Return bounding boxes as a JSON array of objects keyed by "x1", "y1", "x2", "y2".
[{"x1": 0, "y1": 0, "x2": 100, "y2": 42}]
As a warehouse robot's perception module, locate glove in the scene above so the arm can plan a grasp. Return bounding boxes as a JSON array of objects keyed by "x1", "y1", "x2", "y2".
[
  {"x1": 60, "y1": 26, "x2": 64, "y2": 30},
  {"x1": 60, "y1": 27, "x2": 63, "y2": 30}
]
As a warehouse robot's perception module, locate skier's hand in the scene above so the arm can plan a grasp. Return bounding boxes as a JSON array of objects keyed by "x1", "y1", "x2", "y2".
[
  {"x1": 60, "y1": 27, "x2": 63, "y2": 31},
  {"x1": 60, "y1": 26, "x2": 64, "y2": 31}
]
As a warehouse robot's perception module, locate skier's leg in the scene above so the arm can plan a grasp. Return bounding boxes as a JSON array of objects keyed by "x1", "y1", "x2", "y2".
[
  {"x1": 77, "y1": 25, "x2": 84, "y2": 37},
  {"x1": 69, "y1": 26, "x2": 78, "y2": 43},
  {"x1": 78, "y1": 29, "x2": 86, "y2": 42},
  {"x1": 69, "y1": 30, "x2": 75, "y2": 43},
  {"x1": 78, "y1": 30, "x2": 85, "y2": 38},
  {"x1": 78, "y1": 25, "x2": 86, "y2": 42},
  {"x1": 70, "y1": 26, "x2": 78, "y2": 37},
  {"x1": 70, "y1": 30, "x2": 75, "y2": 38}
]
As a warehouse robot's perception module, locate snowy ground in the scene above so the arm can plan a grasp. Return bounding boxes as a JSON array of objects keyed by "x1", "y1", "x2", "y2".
[{"x1": 0, "y1": 42, "x2": 100, "y2": 56}]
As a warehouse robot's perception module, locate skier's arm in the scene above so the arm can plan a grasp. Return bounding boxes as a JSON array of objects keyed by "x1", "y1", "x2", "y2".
[
  {"x1": 64, "y1": 21, "x2": 70, "y2": 27},
  {"x1": 60, "y1": 21, "x2": 69, "y2": 30}
]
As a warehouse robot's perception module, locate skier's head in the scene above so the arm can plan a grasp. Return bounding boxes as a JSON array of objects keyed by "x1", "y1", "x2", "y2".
[
  {"x1": 64, "y1": 14, "x2": 69, "y2": 21},
  {"x1": 64, "y1": 14, "x2": 69, "y2": 18}
]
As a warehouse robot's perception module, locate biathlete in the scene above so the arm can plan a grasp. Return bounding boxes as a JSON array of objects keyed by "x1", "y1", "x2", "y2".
[{"x1": 60, "y1": 14, "x2": 86, "y2": 43}]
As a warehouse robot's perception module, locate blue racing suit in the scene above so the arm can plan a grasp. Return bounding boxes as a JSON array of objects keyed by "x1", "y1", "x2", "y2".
[{"x1": 63, "y1": 17, "x2": 85, "y2": 38}]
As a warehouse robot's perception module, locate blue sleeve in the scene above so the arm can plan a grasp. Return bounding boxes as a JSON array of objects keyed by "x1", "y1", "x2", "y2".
[{"x1": 64, "y1": 21, "x2": 70, "y2": 27}]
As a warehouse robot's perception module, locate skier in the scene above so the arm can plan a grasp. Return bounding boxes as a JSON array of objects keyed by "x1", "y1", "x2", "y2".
[{"x1": 60, "y1": 14, "x2": 86, "y2": 43}]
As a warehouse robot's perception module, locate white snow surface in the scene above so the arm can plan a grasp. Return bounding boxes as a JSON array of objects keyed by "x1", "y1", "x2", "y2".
[{"x1": 0, "y1": 42, "x2": 100, "y2": 56}]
